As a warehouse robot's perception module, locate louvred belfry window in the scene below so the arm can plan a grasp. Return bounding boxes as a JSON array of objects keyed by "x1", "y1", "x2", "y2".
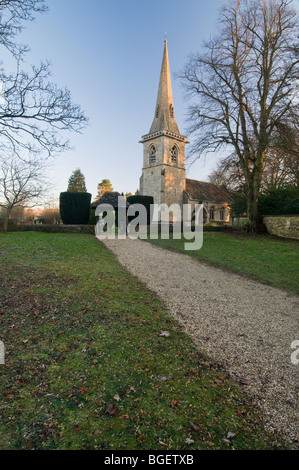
[
  {"x1": 150, "y1": 145, "x2": 156, "y2": 164},
  {"x1": 171, "y1": 145, "x2": 178, "y2": 163}
]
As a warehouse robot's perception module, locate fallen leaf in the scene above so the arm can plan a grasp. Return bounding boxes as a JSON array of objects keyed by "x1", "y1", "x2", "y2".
[
  {"x1": 222, "y1": 438, "x2": 230, "y2": 444},
  {"x1": 190, "y1": 420, "x2": 201, "y2": 432},
  {"x1": 159, "y1": 441, "x2": 168, "y2": 447},
  {"x1": 170, "y1": 400, "x2": 180, "y2": 408},
  {"x1": 185, "y1": 438, "x2": 195, "y2": 445},
  {"x1": 160, "y1": 331, "x2": 171, "y2": 338},
  {"x1": 158, "y1": 376, "x2": 168, "y2": 382},
  {"x1": 105, "y1": 403, "x2": 120, "y2": 417},
  {"x1": 113, "y1": 394, "x2": 120, "y2": 402}
]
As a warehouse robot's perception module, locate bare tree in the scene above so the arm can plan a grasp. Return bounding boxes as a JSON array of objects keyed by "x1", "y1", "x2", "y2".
[
  {"x1": 181, "y1": 0, "x2": 299, "y2": 228},
  {"x1": 0, "y1": 0, "x2": 47, "y2": 57},
  {"x1": 0, "y1": 63, "x2": 88, "y2": 159},
  {"x1": 39, "y1": 206, "x2": 61, "y2": 224},
  {"x1": 208, "y1": 154, "x2": 244, "y2": 190},
  {"x1": 0, "y1": 156, "x2": 48, "y2": 231},
  {"x1": 262, "y1": 149, "x2": 298, "y2": 189},
  {"x1": 209, "y1": 147, "x2": 298, "y2": 191},
  {"x1": 272, "y1": 120, "x2": 299, "y2": 186},
  {"x1": 0, "y1": 0, "x2": 88, "y2": 160}
]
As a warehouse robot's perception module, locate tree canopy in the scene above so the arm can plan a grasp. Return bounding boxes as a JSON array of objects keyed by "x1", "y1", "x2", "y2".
[
  {"x1": 67, "y1": 168, "x2": 87, "y2": 193},
  {"x1": 96, "y1": 179, "x2": 113, "y2": 199}
]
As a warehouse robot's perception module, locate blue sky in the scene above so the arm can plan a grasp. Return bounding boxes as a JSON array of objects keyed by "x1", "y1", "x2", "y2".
[{"x1": 19, "y1": 0, "x2": 299, "y2": 203}]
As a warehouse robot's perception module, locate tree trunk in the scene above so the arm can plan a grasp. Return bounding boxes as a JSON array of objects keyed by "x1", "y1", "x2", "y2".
[
  {"x1": 3, "y1": 208, "x2": 11, "y2": 232},
  {"x1": 246, "y1": 171, "x2": 262, "y2": 230},
  {"x1": 246, "y1": 189, "x2": 258, "y2": 229}
]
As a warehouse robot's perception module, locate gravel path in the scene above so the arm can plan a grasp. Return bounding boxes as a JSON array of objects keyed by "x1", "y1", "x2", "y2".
[{"x1": 101, "y1": 237, "x2": 299, "y2": 446}]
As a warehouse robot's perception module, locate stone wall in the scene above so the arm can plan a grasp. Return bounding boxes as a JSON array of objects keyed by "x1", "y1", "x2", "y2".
[
  {"x1": 263, "y1": 216, "x2": 299, "y2": 240},
  {"x1": 1, "y1": 224, "x2": 95, "y2": 234}
]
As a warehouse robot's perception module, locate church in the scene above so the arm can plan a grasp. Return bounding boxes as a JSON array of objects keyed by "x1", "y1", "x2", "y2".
[{"x1": 139, "y1": 41, "x2": 231, "y2": 224}]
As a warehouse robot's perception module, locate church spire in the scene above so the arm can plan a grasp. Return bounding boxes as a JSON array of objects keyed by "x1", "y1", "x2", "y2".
[{"x1": 149, "y1": 40, "x2": 180, "y2": 135}]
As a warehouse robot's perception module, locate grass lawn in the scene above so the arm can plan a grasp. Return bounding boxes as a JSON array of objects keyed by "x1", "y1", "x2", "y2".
[
  {"x1": 0, "y1": 232, "x2": 291, "y2": 450},
  {"x1": 148, "y1": 231, "x2": 299, "y2": 295}
]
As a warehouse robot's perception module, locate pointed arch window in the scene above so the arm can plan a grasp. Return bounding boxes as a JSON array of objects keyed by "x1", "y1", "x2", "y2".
[
  {"x1": 149, "y1": 145, "x2": 156, "y2": 165},
  {"x1": 155, "y1": 105, "x2": 160, "y2": 118},
  {"x1": 171, "y1": 145, "x2": 178, "y2": 164}
]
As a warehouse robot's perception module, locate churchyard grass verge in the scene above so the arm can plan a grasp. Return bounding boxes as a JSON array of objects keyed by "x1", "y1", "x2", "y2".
[
  {"x1": 148, "y1": 232, "x2": 299, "y2": 296},
  {"x1": 0, "y1": 232, "x2": 291, "y2": 449}
]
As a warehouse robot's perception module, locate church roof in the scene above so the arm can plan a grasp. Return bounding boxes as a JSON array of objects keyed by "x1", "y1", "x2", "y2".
[
  {"x1": 149, "y1": 40, "x2": 180, "y2": 135},
  {"x1": 91, "y1": 192, "x2": 130, "y2": 209},
  {"x1": 185, "y1": 179, "x2": 232, "y2": 204}
]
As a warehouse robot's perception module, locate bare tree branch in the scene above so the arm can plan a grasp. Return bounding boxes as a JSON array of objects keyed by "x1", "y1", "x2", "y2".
[
  {"x1": 0, "y1": 0, "x2": 88, "y2": 160},
  {"x1": 0, "y1": 60, "x2": 88, "y2": 158},
  {"x1": 0, "y1": 0, "x2": 47, "y2": 58},
  {"x1": 0, "y1": 155, "x2": 50, "y2": 230},
  {"x1": 180, "y1": 0, "x2": 299, "y2": 227}
]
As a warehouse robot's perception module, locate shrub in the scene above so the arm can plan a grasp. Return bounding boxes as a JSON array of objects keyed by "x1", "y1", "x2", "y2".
[
  {"x1": 231, "y1": 185, "x2": 299, "y2": 216},
  {"x1": 258, "y1": 185, "x2": 299, "y2": 215},
  {"x1": 59, "y1": 192, "x2": 92, "y2": 225},
  {"x1": 203, "y1": 225, "x2": 231, "y2": 232},
  {"x1": 127, "y1": 195, "x2": 154, "y2": 225},
  {"x1": 88, "y1": 207, "x2": 97, "y2": 225},
  {"x1": 231, "y1": 191, "x2": 247, "y2": 217}
]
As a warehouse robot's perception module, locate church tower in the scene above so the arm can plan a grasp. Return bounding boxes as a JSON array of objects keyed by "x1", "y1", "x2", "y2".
[{"x1": 140, "y1": 41, "x2": 188, "y2": 220}]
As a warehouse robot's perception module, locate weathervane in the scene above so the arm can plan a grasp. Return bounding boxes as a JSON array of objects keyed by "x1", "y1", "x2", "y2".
[{"x1": 164, "y1": 31, "x2": 167, "y2": 42}]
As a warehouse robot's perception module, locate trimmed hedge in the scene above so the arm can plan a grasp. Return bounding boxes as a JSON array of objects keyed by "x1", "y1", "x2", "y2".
[
  {"x1": 60, "y1": 192, "x2": 92, "y2": 225},
  {"x1": 127, "y1": 195, "x2": 154, "y2": 225},
  {"x1": 88, "y1": 207, "x2": 97, "y2": 225}
]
